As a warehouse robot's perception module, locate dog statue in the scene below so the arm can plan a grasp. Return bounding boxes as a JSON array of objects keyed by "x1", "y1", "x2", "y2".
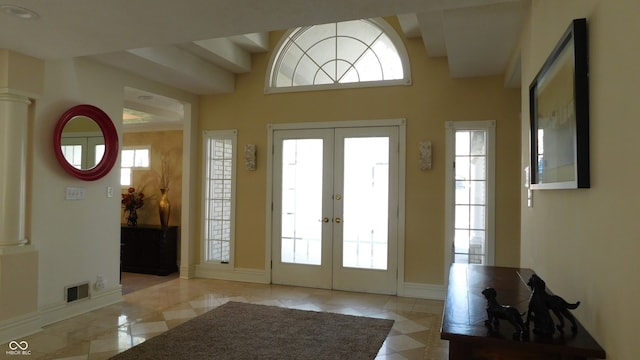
[
  {"x1": 526, "y1": 274, "x2": 580, "y2": 334},
  {"x1": 526, "y1": 274, "x2": 556, "y2": 336},
  {"x1": 481, "y1": 287, "x2": 527, "y2": 338}
]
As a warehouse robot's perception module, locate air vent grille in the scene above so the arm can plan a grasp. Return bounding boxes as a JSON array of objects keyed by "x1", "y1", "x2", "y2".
[{"x1": 65, "y1": 282, "x2": 89, "y2": 303}]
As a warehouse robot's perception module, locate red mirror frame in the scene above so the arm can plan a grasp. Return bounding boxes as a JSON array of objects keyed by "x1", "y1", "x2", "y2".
[{"x1": 53, "y1": 104, "x2": 119, "y2": 181}]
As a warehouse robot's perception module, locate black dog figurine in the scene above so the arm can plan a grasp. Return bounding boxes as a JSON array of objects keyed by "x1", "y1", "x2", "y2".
[
  {"x1": 526, "y1": 274, "x2": 556, "y2": 336},
  {"x1": 481, "y1": 287, "x2": 527, "y2": 339},
  {"x1": 527, "y1": 274, "x2": 580, "y2": 334}
]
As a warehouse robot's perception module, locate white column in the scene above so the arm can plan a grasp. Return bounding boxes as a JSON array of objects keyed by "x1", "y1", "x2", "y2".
[{"x1": 0, "y1": 93, "x2": 31, "y2": 247}]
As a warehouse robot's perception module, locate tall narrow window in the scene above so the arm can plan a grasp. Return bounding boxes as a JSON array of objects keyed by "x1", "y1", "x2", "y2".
[
  {"x1": 203, "y1": 130, "x2": 237, "y2": 264},
  {"x1": 445, "y1": 121, "x2": 495, "y2": 268}
]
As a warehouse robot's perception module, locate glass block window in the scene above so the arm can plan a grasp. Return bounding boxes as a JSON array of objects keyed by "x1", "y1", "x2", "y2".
[
  {"x1": 203, "y1": 130, "x2": 237, "y2": 264},
  {"x1": 267, "y1": 18, "x2": 411, "y2": 93}
]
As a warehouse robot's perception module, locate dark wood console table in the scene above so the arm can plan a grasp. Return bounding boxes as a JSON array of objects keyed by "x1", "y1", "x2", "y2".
[
  {"x1": 121, "y1": 225, "x2": 179, "y2": 276},
  {"x1": 441, "y1": 264, "x2": 605, "y2": 359}
]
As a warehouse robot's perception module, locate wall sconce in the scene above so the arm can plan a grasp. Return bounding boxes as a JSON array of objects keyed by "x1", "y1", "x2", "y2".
[
  {"x1": 419, "y1": 140, "x2": 432, "y2": 170},
  {"x1": 244, "y1": 144, "x2": 257, "y2": 171}
]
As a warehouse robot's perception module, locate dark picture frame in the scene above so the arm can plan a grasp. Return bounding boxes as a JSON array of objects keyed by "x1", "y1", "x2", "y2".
[{"x1": 529, "y1": 18, "x2": 589, "y2": 189}]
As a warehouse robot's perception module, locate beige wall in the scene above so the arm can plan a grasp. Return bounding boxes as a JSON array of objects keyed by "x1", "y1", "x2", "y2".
[
  {"x1": 25, "y1": 57, "x2": 197, "y2": 329},
  {"x1": 520, "y1": 1, "x2": 638, "y2": 359},
  {"x1": 122, "y1": 130, "x2": 183, "y2": 227},
  {"x1": 199, "y1": 17, "x2": 522, "y2": 285}
]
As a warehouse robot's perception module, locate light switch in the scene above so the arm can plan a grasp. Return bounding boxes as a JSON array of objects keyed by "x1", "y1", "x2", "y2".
[
  {"x1": 107, "y1": 186, "x2": 114, "y2": 198},
  {"x1": 65, "y1": 187, "x2": 85, "y2": 200}
]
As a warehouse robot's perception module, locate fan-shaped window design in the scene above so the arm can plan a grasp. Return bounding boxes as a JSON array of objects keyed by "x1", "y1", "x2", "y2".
[{"x1": 267, "y1": 18, "x2": 411, "y2": 93}]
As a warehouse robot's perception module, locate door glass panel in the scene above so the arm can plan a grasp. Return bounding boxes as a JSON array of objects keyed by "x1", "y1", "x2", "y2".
[
  {"x1": 342, "y1": 137, "x2": 389, "y2": 270},
  {"x1": 281, "y1": 139, "x2": 323, "y2": 265}
]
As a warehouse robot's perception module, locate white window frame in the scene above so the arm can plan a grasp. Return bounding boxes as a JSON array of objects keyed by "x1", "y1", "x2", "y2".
[
  {"x1": 201, "y1": 130, "x2": 237, "y2": 266},
  {"x1": 444, "y1": 121, "x2": 496, "y2": 283},
  {"x1": 120, "y1": 146, "x2": 151, "y2": 187},
  {"x1": 265, "y1": 18, "x2": 411, "y2": 94}
]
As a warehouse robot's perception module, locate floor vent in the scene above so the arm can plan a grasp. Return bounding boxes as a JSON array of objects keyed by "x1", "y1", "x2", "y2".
[{"x1": 65, "y1": 282, "x2": 89, "y2": 303}]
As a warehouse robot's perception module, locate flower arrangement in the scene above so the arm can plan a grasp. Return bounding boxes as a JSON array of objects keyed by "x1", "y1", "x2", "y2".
[
  {"x1": 121, "y1": 187, "x2": 145, "y2": 212},
  {"x1": 122, "y1": 187, "x2": 145, "y2": 226}
]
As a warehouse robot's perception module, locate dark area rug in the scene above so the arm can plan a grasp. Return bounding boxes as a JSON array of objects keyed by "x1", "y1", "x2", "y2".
[{"x1": 110, "y1": 301, "x2": 394, "y2": 360}]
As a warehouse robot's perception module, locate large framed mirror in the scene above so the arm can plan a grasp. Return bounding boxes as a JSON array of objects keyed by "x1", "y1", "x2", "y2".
[
  {"x1": 529, "y1": 18, "x2": 590, "y2": 190},
  {"x1": 53, "y1": 104, "x2": 119, "y2": 181}
]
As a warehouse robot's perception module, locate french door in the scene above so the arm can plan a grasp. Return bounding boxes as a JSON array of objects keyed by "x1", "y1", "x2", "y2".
[{"x1": 271, "y1": 126, "x2": 399, "y2": 294}]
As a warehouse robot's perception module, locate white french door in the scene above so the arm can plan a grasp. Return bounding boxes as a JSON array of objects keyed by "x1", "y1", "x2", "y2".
[{"x1": 271, "y1": 125, "x2": 399, "y2": 294}]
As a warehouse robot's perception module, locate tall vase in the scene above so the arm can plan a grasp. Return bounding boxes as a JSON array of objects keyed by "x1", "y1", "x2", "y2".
[
  {"x1": 159, "y1": 188, "x2": 171, "y2": 228},
  {"x1": 127, "y1": 208, "x2": 138, "y2": 226}
]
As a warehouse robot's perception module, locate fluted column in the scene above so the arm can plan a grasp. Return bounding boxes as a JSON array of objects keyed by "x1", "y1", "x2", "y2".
[{"x1": 0, "y1": 94, "x2": 31, "y2": 247}]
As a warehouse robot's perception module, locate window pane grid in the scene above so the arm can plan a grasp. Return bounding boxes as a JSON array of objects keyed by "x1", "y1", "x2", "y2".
[
  {"x1": 204, "y1": 135, "x2": 235, "y2": 263},
  {"x1": 270, "y1": 19, "x2": 407, "y2": 90},
  {"x1": 454, "y1": 129, "x2": 488, "y2": 265}
]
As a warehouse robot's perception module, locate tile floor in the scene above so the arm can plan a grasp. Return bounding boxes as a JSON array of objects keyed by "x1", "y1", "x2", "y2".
[{"x1": 1, "y1": 275, "x2": 449, "y2": 360}]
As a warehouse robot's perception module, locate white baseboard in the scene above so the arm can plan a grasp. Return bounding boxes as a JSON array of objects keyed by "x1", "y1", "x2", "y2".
[
  {"x1": 38, "y1": 286, "x2": 123, "y2": 327},
  {"x1": 0, "y1": 311, "x2": 41, "y2": 345},
  {"x1": 0, "y1": 286, "x2": 123, "y2": 345},
  {"x1": 195, "y1": 265, "x2": 269, "y2": 284},
  {"x1": 195, "y1": 264, "x2": 445, "y2": 300},
  {"x1": 194, "y1": 263, "x2": 445, "y2": 299},
  {"x1": 398, "y1": 282, "x2": 446, "y2": 300}
]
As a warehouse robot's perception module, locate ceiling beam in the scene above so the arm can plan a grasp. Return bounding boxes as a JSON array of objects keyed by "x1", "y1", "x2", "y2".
[
  {"x1": 122, "y1": 46, "x2": 235, "y2": 94},
  {"x1": 229, "y1": 33, "x2": 270, "y2": 52},
  {"x1": 181, "y1": 37, "x2": 252, "y2": 73}
]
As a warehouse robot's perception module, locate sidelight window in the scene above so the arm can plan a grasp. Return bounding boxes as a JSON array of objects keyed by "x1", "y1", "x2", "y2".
[
  {"x1": 202, "y1": 130, "x2": 237, "y2": 264},
  {"x1": 445, "y1": 121, "x2": 495, "y2": 267}
]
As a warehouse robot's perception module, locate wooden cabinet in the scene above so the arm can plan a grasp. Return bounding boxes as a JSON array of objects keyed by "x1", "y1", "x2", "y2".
[{"x1": 121, "y1": 225, "x2": 179, "y2": 276}]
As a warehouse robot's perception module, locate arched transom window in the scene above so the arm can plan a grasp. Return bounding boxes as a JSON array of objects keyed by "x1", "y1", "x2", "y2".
[{"x1": 266, "y1": 18, "x2": 411, "y2": 93}]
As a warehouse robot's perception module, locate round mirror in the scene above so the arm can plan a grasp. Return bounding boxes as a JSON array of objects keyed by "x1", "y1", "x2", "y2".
[{"x1": 53, "y1": 104, "x2": 119, "y2": 181}]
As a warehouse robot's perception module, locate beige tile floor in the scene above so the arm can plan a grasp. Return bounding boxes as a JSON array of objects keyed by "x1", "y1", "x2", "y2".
[{"x1": 1, "y1": 275, "x2": 449, "y2": 360}]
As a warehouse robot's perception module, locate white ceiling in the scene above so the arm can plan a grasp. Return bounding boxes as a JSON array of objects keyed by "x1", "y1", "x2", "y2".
[{"x1": 0, "y1": 0, "x2": 528, "y2": 123}]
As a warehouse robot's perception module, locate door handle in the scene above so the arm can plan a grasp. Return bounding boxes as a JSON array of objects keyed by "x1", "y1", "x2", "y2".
[
  {"x1": 334, "y1": 217, "x2": 342, "y2": 223},
  {"x1": 320, "y1": 217, "x2": 329, "y2": 223}
]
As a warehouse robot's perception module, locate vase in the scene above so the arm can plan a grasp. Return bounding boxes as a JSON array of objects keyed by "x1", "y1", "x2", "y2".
[
  {"x1": 127, "y1": 208, "x2": 138, "y2": 226},
  {"x1": 159, "y1": 188, "x2": 171, "y2": 228}
]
